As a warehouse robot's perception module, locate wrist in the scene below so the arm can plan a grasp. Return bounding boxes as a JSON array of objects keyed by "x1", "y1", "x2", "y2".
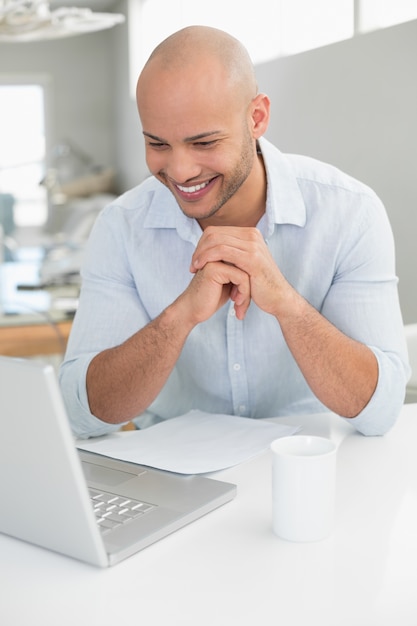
[{"x1": 163, "y1": 296, "x2": 198, "y2": 336}]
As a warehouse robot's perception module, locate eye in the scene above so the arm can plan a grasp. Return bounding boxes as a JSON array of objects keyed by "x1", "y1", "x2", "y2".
[
  {"x1": 194, "y1": 140, "x2": 218, "y2": 148},
  {"x1": 147, "y1": 141, "x2": 169, "y2": 150}
]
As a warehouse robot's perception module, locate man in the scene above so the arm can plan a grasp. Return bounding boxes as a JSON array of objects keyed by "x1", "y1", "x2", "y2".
[{"x1": 60, "y1": 25, "x2": 409, "y2": 438}]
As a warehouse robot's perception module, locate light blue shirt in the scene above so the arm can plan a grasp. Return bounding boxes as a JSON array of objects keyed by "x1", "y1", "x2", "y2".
[{"x1": 60, "y1": 138, "x2": 410, "y2": 438}]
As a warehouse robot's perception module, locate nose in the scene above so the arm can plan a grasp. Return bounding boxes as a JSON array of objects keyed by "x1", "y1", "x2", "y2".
[{"x1": 164, "y1": 147, "x2": 201, "y2": 184}]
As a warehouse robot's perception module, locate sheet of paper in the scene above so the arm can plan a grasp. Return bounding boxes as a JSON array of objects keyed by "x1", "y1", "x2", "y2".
[{"x1": 77, "y1": 410, "x2": 301, "y2": 474}]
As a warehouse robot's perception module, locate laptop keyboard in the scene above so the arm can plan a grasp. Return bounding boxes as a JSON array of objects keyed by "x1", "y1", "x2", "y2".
[{"x1": 89, "y1": 488, "x2": 156, "y2": 535}]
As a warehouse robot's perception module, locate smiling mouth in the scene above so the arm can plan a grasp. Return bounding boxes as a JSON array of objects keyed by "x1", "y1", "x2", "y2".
[
  {"x1": 173, "y1": 176, "x2": 218, "y2": 196},
  {"x1": 176, "y1": 180, "x2": 210, "y2": 193}
]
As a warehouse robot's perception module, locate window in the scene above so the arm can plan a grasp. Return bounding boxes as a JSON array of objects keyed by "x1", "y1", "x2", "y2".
[
  {"x1": 279, "y1": 0, "x2": 354, "y2": 55},
  {"x1": 0, "y1": 81, "x2": 48, "y2": 227},
  {"x1": 130, "y1": 0, "x2": 353, "y2": 83},
  {"x1": 129, "y1": 0, "x2": 417, "y2": 95},
  {"x1": 358, "y1": 0, "x2": 417, "y2": 32}
]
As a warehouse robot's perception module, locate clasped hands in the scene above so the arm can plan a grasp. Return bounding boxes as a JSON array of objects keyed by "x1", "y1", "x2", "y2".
[{"x1": 184, "y1": 226, "x2": 287, "y2": 324}]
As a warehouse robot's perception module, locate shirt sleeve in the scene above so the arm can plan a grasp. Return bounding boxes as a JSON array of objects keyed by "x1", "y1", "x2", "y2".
[
  {"x1": 319, "y1": 190, "x2": 410, "y2": 435},
  {"x1": 59, "y1": 204, "x2": 151, "y2": 438}
]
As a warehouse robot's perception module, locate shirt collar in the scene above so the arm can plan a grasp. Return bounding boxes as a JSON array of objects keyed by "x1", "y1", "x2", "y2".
[
  {"x1": 258, "y1": 137, "x2": 306, "y2": 238},
  {"x1": 143, "y1": 183, "x2": 202, "y2": 244}
]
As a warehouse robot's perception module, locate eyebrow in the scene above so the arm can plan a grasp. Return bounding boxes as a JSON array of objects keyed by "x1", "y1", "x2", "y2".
[{"x1": 143, "y1": 130, "x2": 222, "y2": 143}]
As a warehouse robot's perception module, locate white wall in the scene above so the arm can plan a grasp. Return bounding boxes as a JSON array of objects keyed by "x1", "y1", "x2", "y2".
[{"x1": 256, "y1": 19, "x2": 417, "y2": 323}]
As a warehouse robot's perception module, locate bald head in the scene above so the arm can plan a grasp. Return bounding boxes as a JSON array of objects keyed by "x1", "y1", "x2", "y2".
[
  {"x1": 137, "y1": 26, "x2": 258, "y2": 105},
  {"x1": 135, "y1": 26, "x2": 270, "y2": 225}
]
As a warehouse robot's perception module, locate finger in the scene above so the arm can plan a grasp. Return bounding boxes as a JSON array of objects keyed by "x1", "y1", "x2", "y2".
[
  {"x1": 189, "y1": 227, "x2": 245, "y2": 269},
  {"x1": 204, "y1": 262, "x2": 251, "y2": 311},
  {"x1": 191, "y1": 228, "x2": 263, "y2": 273},
  {"x1": 230, "y1": 284, "x2": 250, "y2": 320},
  {"x1": 224, "y1": 270, "x2": 251, "y2": 319}
]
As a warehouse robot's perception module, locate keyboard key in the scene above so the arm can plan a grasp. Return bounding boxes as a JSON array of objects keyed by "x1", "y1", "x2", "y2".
[
  {"x1": 132, "y1": 503, "x2": 154, "y2": 513},
  {"x1": 88, "y1": 487, "x2": 156, "y2": 533},
  {"x1": 97, "y1": 518, "x2": 121, "y2": 529}
]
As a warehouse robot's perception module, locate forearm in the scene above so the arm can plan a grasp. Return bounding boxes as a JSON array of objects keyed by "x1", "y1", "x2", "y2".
[
  {"x1": 277, "y1": 290, "x2": 378, "y2": 418},
  {"x1": 86, "y1": 299, "x2": 195, "y2": 424},
  {"x1": 85, "y1": 256, "x2": 252, "y2": 424}
]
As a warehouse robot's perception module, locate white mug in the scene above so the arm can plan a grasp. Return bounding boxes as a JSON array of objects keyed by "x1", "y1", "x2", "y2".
[{"x1": 271, "y1": 435, "x2": 337, "y2": 542}]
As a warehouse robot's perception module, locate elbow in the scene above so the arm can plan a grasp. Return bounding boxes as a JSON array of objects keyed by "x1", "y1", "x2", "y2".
[{"x1": 345, "y1": 360, "x2": 407, "y2": 437}]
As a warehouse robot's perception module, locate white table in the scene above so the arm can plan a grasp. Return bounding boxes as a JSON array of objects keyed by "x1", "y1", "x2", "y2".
[{"x1": 2, "y1": 404, "x2": 417, "y2": 626}]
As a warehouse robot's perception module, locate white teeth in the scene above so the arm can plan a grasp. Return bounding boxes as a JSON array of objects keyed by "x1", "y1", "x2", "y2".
[{"x1": 177, "y1": 181, "x2": 209, "y2": 193}]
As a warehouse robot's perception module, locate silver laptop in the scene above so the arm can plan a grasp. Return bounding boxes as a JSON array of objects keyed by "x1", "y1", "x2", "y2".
[{"x1": 0, "y1": 356, "x2": 236, "y2": 567}]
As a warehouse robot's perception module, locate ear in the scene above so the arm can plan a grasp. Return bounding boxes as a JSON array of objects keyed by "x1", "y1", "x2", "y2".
[{"x1": 250, "y1": 93, "x2": 270, "y2": 139}]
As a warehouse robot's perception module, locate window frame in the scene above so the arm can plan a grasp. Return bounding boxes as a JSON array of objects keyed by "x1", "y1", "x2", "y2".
[{"x1": 0, "y1": 73, "x2": 53, "y2": 227}]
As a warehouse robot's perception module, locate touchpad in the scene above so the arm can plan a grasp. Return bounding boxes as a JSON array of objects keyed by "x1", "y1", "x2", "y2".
[{"x1": 82, "y1": 461, "x2": 145, "y2": 487}]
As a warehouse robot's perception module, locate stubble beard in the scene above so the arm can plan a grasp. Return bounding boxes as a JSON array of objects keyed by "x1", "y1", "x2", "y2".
[{"x1": 171, "y1": 127, "x2": 255, "y2": 221}]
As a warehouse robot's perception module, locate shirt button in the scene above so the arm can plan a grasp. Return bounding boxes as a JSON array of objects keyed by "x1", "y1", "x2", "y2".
[
  {"x1": 238, "y1": 404, "x2": 246, "y2": 413},
  {"x1": 233, "y1": 363, "x2": 241, "y2": 371},
  {"x1": 229, "y1": 308, "x2": 236, "y2": 317}
]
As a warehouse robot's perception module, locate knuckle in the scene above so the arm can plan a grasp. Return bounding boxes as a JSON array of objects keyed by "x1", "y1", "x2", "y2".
[
  {"x1": 203, "y1": 226, "x2": 217, "y2": 241},
  {"x1": 247, "y1": 227, "x2": 259, "y2": 240}
]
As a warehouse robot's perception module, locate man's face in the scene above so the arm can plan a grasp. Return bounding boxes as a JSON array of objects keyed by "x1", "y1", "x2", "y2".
[{"x1": 137, "y1": 63, "x2": 257, "y2": 223}]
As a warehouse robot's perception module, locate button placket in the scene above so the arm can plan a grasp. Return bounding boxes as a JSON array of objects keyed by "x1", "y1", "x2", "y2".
[{"x1": 226, "y1": 302, "x2": 250, "y2": 417}]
